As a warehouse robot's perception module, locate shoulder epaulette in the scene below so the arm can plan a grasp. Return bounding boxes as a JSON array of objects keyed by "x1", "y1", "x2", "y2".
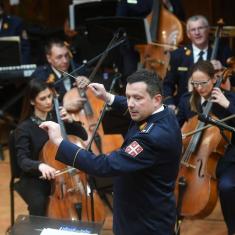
[{"x1": 141, "y1": 123, "x2": 155, "y2": 134}]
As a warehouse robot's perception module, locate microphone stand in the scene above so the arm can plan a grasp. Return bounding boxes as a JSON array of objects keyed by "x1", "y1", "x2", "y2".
[{"x1": 86, "y1": 73, "x2": 122, "y2": 222}]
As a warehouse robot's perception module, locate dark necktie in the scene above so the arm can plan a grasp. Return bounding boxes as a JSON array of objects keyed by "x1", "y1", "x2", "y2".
[{"x1": 197, "y1": 51, "x2": 204, "y2": 62}]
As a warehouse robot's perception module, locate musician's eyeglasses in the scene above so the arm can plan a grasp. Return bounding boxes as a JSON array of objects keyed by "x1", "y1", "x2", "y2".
[
  {"x1": 188, "y1": 26, "x2": 208, "y2": 34},
  {"x1": 191, "y1": 79, "x2": 211, "y2": 88}
]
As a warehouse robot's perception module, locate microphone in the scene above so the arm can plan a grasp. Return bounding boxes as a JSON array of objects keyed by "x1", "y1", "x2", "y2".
[{"x1": 198, "y1": 114, "x2": 235, "y2": 133}]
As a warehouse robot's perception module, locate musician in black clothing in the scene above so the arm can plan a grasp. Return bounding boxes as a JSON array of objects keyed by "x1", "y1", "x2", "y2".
[
  {"x1": 177, "y1": 61, "x2": 235, "y2": 235},
  {"x1": 14, "y1": 79, "x2": 87, "y2": 216}
]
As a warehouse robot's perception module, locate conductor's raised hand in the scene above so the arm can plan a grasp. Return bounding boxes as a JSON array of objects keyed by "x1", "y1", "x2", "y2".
[
  {"x1": 40, "y1": 121, "x2": 63, "y2": 146},
  {"x1": 88, "y1": 83, "x2": 111, "y2": 102}
]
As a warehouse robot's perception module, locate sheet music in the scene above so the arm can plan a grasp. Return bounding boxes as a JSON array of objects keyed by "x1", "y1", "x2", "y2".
[{"x1": 40, "y1": 228, "x2": 98, "y2": 235}]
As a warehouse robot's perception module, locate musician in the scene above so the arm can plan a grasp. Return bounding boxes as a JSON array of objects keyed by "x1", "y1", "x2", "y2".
[
  {"x1": 32, "y1": 38, "x2": 86, "y2": 106},
  {"x1": 0, "y1": 0, "x2": 31, "y2": 64},
  {"x1": 163, "y1": 15, "x2": 233, "y2": 110},
  {"x1": 40, "y1": 69, "x2": 182, "y2": 235},
  {"x1": 177, "y1": 61, "x2": 235, "y2": 235},
  {"x1": 14, "y1": 79, "x2": 87, "y2": 216}
]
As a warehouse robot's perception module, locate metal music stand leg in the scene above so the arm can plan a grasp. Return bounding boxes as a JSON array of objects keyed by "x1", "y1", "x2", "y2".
[
  {"x1": 0, "y1": 144, "x2": 4, "y2": 161},
  {"x1": 175, "y1": 176, "x2": 187, "y2": 235}
]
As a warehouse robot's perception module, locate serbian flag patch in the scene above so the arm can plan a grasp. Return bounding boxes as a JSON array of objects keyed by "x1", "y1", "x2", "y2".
[{"x1": 125, "y1": 141, "x2": 143, "y2": 157}]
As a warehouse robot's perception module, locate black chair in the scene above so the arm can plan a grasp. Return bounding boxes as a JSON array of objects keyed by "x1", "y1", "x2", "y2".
[{"x1": 8, "y1": 130, "x2": 22, "y2": 226}]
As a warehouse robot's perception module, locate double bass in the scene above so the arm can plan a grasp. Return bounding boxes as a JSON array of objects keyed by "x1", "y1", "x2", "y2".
[
  {"x1": 135, "y1": 0, "x2": 183, "y2": 79},
  {"x1": 40, "y1": 90, "x2": 106, "y2": 222}
]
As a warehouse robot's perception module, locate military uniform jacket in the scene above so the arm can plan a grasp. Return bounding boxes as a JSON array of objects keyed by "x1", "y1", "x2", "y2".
[
  {"x1": 177, "y1": 91, "x2": 235, "y2": 162},
  {"x1": 0, "y1": 14, "x2": 31, "y2": 64},
  {"x1": 32, "y1": 64, "x2": 76, "y2": 102},
  {"x1": 56, "y1": 95, "x2": 182, "y2": 235},
  {"x1": 163, "y1": 43, "x2": 232, "y2": 106}
]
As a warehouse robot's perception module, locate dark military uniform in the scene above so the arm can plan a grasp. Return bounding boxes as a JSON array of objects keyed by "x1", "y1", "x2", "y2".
[
  {"x1": 177, "y1": 91, "x2": 235, "y2": 234},
  {"x1": 32, "y1": 64, "x2": 77, "y2": 102},
  {"x1": 0, "y1": 14, "x2": 31, "y2": 64},
  {"x1": 163, "y1": 44, "x2": 232, "y2": 107},
  {"x1": 56, "y1": 95, "x2": 182, "y2": 235}
]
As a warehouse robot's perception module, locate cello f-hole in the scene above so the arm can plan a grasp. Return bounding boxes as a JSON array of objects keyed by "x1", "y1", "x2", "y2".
[{"x1": 197, "y1": 159, "x2": 205, "y2": 178}]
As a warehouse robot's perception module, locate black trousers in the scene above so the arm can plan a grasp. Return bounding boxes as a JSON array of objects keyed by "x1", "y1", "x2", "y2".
[{"x1": 15, "y1": 176, "x2": 51, "y2": 216}]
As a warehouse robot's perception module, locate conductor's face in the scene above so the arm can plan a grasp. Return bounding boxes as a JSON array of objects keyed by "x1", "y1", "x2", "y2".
[
  {"x1": 47, "y1": 45, "x2": 70, "y2": 72},
  {"x1": 126, "y1": 81, "x2": 161, "y2": 122}
]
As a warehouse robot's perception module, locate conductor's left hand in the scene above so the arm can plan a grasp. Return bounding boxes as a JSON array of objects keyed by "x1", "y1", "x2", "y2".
[{"x1": 40, "y1": 121, "x2": 63, "y2": 146}]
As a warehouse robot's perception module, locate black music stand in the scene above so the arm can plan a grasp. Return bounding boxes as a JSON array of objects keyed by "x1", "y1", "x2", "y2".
[
  {"x1": 85, "y1": 16, "x2": 151, "y2": 45},
  {"x1": 0, "y1": 36, "x2": 21, "y2": 66},
  {"x1": 69, "y1": 0, "x2": 118, "y2": 31},
  {"x1": 8, "y1": 215, "x2": 102, "y2": 235}
]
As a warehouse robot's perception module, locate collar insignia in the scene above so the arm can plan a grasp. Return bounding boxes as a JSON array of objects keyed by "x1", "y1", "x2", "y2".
[{"x1": 47, "y1": 73, "x2": 56, "y2": 84}]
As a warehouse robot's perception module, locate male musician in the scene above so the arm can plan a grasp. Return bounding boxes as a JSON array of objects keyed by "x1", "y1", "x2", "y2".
[
  {"x1": 32, "y1": 38, "x2": 86, "y2": 107},
  {"x1": 40, "y1": 69, "x2": 182, "y2": 235},
  {"x1": 0, "y1": 0, "x2": 31, "y2": 64},
  {"x1": 177, "y1": 61, "x2": 235, "y2": 235},
  {"x1": 163, "y1": 15, "x2": 232, "y2": 110}
]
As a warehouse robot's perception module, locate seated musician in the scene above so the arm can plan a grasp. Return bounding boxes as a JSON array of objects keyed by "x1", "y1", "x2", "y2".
[
  {"x1": 32, "y1": 38, "x2": 86, "y2": 110},
  {"x1": 0, "y1": 0, "x2": 31, "y2": 64},
  {"x1": 163, "y1": 15, "x2": 233, "y2": 111},
  {"x1": 14, "y1": 78, "x2": 87, "y2": 216},
  {"x1": 177, "y1": 60, "x2": 235, "y2": 235}
]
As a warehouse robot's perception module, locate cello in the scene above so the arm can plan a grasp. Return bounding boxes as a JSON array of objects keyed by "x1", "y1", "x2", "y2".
[
  {"x1": 175, "y1": 69, "x2": 232, "y2": 220},
  {"x1": 62, "y1": 35, "x2": 124, "y2": 155},
  {"x1": 40, "y1": 89, "x2": 106, "y2": 222},
  {"x1": 135, "y1": 0, "x2": 183, "y2": 79}
]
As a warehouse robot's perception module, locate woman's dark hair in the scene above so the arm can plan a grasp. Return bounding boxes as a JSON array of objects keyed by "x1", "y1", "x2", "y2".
[
  {"x1": 126, "y1": 69, "x2": 162, "y2": 97},
  {"x1": 189, "y1": 60, "x2": 215, "y2": 112},
  {"x1": 20, "y1": 79, "x2": 50, "y2": 122}
]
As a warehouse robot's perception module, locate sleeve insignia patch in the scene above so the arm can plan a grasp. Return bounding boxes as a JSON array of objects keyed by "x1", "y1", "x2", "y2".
[{"x1": 125, "y1": 141, "x2": 143, "y2": 157}]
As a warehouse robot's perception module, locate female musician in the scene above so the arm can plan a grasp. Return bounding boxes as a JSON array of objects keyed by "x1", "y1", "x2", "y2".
[
  {"x1": 14, "y1": 79, "x2": 87, "y2": 216},
  {"x1": 177, "y1": 60, "x2": 235, "y2": 235}
]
